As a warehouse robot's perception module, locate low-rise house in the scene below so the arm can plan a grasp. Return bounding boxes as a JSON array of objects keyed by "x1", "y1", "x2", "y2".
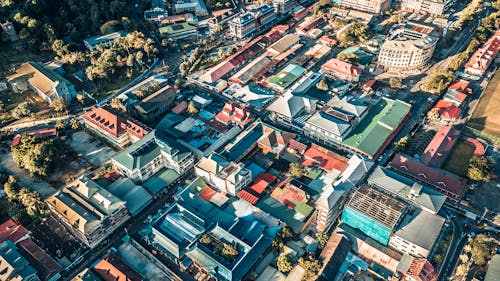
[
  {"x1": 0, "y1": 240, "x2": 39, "y2": 281},
  {"x1": 215, "y1": 103, "x2": 252, "y2": 127},
  {"x1": 316, "y1": 234, "x2": 353, "y2": 281},
  {"x1": 431, "y1": 100, "x2": 461, "y2": 123},
  {"x1": 173, "y1": 0, "x2": 208, "y2": 16},
  {"x1": 266, "y1": 64, "x2": 306, "y2": 93},
  {"x1": 17, "y1": 239, "x2": 63, "y2": 281},
  {"x1": 420, "y1": 125, "x2": 460, "y2": 168},
  {"x1": 83, "y1": 105, "x2": 151, "y2": 148},
  {"x1": 443, "y1": 80, "x2": 472, "y2": 106},
  {"x1": 321, "y1": 58, "x2": 362, "y2": 82},
  {"x1": 93, "y1": 254, "x2": 143, "y2": 281},
  {"x1": 7, "y1": 61, "x2": 77, "y2": 104},
  {"x1": 112, "y1": 131, "x2": 194, "y2": 182},
  {"x1": 397, "y1": 255, "x2": 438, "y2": 281},
  {"x1": 389, "y1": 153, "x2": 467, "y2": 202},
  {"x1": 47, "y1": 176, "x2": 130, "y2": 248},
  {"x1": 158, "y1": 23, "x2": 199, "y2": 40},
  {"x1": 11, "y1": 128, "x2": 57, "y2": 147},
  {"x1": 194, "y1": 153, "x2": 252, "y2": 196},
  {"x1": 107, "y1": 178, "x2": 153, "y2": 216},
  {"x1": 131, "y1": 85, "x2": 178, "y2": 123},
  {"x1": 83, "y1": 31, "x2": 127, "y2": 51},
  {"x1": 222, "y1": 85, "x2": 276, "y2": 111},
  {"x1": 267, "y1": 92, "x2": 317, "y2": 131},
  {"x1": 464, "y1": 31, "x2": 500, "y2": 78},
  {"x1": 0, "y1": 220, "x2": 30, "y2": 244}
]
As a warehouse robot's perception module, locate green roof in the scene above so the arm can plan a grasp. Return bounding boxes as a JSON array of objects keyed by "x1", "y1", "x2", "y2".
[
  {"x1": 159, "y1": 23, "x2": 197, "y2": 35},
  {"x1": 255, "y1": 195, "x2": 305, "y2": 233},
  {"x1": 156, "y1": 168, "x2": 180, "y2": 186},
  {"x1": 342, "y1": 98, "x2": 410, "y2": 157},
  {"x1": 112, "y1": 133, "x2": 161, "y2": 171},
  {"x1": 268, "y1": 64, "x2": 306, "y2": 90}
]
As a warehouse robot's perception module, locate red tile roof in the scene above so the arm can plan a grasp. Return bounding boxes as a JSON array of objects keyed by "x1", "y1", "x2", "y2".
[
  {"x1": 12, "y1": 128, "x2": 58, "y2": 146},
  {"x1": 83, "y1": 105, "x2": 150, "y2": 139},
  {"x1": 406, "y1": 258, "x2": 437, "y2": 281},
  {"x1": 199, "y1": 186, "x2": 217, "y2": 202},
  {"x1": 237, "y1": 189, "x2": 259, "y2": 205},
  {"x1": 17, "y1": 239, "x2": 62, "y2": 280},
  {"x1": 215, "y1": 103, "x2": 252, "y2": 126},
  {"x1": 463, "y1": 137, "x2": 485, "y2": 156},
  {"x1": 448, "y1": 80, "x2": 472, "y2": 94},
  {"x1": 93, "y1": 254, "x2": 143, "y2": 281},
  {"x1": 250, "y1": 173, "x2": 277, "y2": 194},
  {"x1": 321, "y1": 58, "x2": 361, "y2": 79},
  {"x1": 390, "y1": 153, "x2": 467, "y2": 200},
  {"x1": 303, "y1": 144, "x2": 348, "y2": 172},
  {"x1": 172, "y1": 101, "x2": 188, "y2": 114},
  {"x1": 318, "y1": 35, "x2": 337, "y2": 47},
  {"x1": 0, "y1": 220, "x2": 29, "y2": 244},
  {"x1": 465, "y1": 31, "x2": 500, "y2": 72},
  {"x1": 420, "y1": 126, "x2": 460, "y2": 168},
  {"x1": 433, "y1": 100, "x2": 461, "y2": 121},
  {"x1": 287, "y1": 139, "x2": 307, "y2": 154}
]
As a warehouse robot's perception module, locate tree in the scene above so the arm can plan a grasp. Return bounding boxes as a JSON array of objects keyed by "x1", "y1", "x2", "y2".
[
  {"x1": 110, "y1": 97, "x2": 124, "y2": 110},
  {"x1": 76, "y1": 93, "x2": 85, "y2": 104},
  {"x1": 187, "y1": 101, "x2": 198, "y2": 115},
  {"x1": 422, "y1": 70, "x2": 455, "y2": 94},
  {"x1": 272, "y1": 225, "x2": 295, "y2": 250},
  {"x1": 221, "y1": 243, "x2": 239, "y2": 260},
  {"x1": 289, "y1": 162, "x2": 305, "y2": 178},
  {"x1": 51, "y1": 98, "x2": 67, "y2": 112},
  {"x1": 469, "y1": 234, "x2": 493, "y2": 265},
  {"x1": 17, "y1": 188, "x2": 46, "y2": 217},
  {"x1": 200, "y1": 234, "x2": 213, "y2": 245},
  {"x1": 389, "y1": 77, "x2": 404, "y2": 89},
  {"x1": 337, "y1": 52, "x2": 359, "y2": 64},
  {"x1": 11, "y1": 102, "x2": 32, "y2": 119},
  {"x1": 467, "y1": 156, "x2": 493, "y2": 182},
  {"x1": 298, "y1": 255, "x2": 322, "y2": 281},
  {"x1": 459, "y1": 254, "x2": 469, "y2": 264},
  {"x1": 394, "y1": 136, "x2": 409, "y2": 152},
  {"x1": 69, "y1": 118, "x2": 80, "y2": 130},
  {"x1": 316, "y1": 232, "x2": 330, "y2": 250},
  {"x1": 52, "y1": 39, "x2": 69, "y2": 57},
  {"x1": 316, "y1": 79, "x2": 329, "y2": 91},
  {"x1": 427, "y1": 108, "x2": 439, "y2": 120},
  {"x1": 277, "y1": 254, "x2": 293, "y2": 273},
  {"x1": 456, "y1": 263, "x2": 468, "y2": 276},
  {"x1": 55, "y1": 120, "x2": 66, "y2": 130},
  {"x1": 4, "y1": 182, "x2": 17, "y2": 199},
  {"x1": 7, "y1": 202, "x2": 24, "y2": 222},
  {"x1": 338, "y1": 22, "x2": 368, "y2": 46}
]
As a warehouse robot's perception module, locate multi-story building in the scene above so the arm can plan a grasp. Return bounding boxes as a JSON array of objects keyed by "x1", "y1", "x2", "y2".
[
  {"x1": 47, "y1": 177, "x2": 130, "y2": 248},
  {"x1": 83, "y1": 105, "x2": 151, "y2": 148},
  {"x1": 321, "y1": 58, "x2": 362, "y2": 82},
  {"x1": 464, "y1": 31, "x2": 500, "y2": 78},
  {"x1": 7, "y1": 61, "x2": 77, "y2": 104},
  {"x1": 228, "y1": 13, "x2": 257, "y2": 39},
  {"x1": 112, "y1": 131, "x2": 194, "y2": 182},
  {"x1": 337, "y1": 0, "x2": 392, "y2": 14},
  {"x1": 273, "y1": 0, "x2": 298, "y2": 15},
  {"x1": 132, "y1": 85, "x2": 178, "y2": 123},
  {"x1": 83, "y1": 31, "x2": 127, "y2": 51},
  {"x1": 401, "y1": 0, "x2": 456, "y2": 15},
  {"x1": 195, "y1": 153, "x2": 252, "y2": 196},
  {"x1": 378, "y1": 23, "x2": 438, "y2": 72},
  {"x1": 173, "y1": 0, "x2": 208, "y2": 16},
  {"x1": 267, "y1": 92, "x2": 317, "y2": 131},
  {"x1": 249, "y1": 4, "x2": 277, "y2": 29}
]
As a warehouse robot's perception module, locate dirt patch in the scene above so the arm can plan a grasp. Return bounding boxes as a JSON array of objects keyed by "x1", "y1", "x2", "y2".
[{"x1": 468, "y1": 70, "x2": 500, "y2": 136}]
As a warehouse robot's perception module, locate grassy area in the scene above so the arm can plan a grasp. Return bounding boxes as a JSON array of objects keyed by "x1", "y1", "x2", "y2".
[
  {"x1": 467, "y1": 70, "x2": 500, "y2": 141},
  {"x1": 0, "y1": 91, "x2": 48, "y2": 126},
  {"x1": 94, "y1": 70, "x2": 139, "y2": 100},
  {"x1": 442, "y1": 140, "x2": 475, "y2": 177}
]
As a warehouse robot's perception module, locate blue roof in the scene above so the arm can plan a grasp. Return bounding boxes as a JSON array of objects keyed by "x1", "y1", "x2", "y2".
[{"x1": 226, "y1": 126, "x2": 263, "y2": 161}]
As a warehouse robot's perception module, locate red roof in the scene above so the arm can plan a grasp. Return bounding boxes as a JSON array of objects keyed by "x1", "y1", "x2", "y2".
[
  {"x1": 172, "y1": 101, "x2": 188, "y2": 114},
  {"x1": 93, "y1": 254, "x2": 143, "y2": 281},
  {"x1": 465, "y1": 31, "x2": 500, "y2": 72},
  {"x1": 463, "y1": 136, "x2": 485, "y2": 156},
  {"x1": 12, "y1": 128, "x2": 58, "y2": 146},
  {"x1": 17, "y1": 239, "x2": 62, "y2": 280},
  {"x1": 83, "y1": 105, "x2": 150, "y2": 139},
  {"x1": 321, "y1": 58, "x2": 361, "y2": 79},
  {"x1": 215, "y1": 102, "x2": 252, "y2": 126},
  {"x1": 250, "y1": 173, "x2": 277, "y2": 194},
  {"x1": 303, "y1": 144, "x2": 348, "y2": 172},
  {"x1": 287, "y1": 139, "x2": 307, "y2": 153},
  {"x1": 433, "y1": 100, "x2": 461, "y2": 121},
  {"x1": 420, "y1": 126, "x2": 460, "y2": 168},
  {"x1": 390, "y1": 153, "x2": 467, "y2": 200},
  {"x1": 406, "y1": 258, "x2": 437, "y2": 281},
  {"x1": 448, "y1": 80, "x2": 472, "y2": 94},
  {"x1": 199, "y1": 186, "x2": 217, "y2": 202},
  {"x1": 0, "y1": 219, "x2": 29, "y2": 244},
  {"x1": 237, "y1": 189, "x2": 259, "y2": 205}
]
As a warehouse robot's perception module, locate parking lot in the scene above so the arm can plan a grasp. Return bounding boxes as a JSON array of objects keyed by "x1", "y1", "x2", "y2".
[{"x1": 70, "y1": 131, "x2": 117, "y2": 166}]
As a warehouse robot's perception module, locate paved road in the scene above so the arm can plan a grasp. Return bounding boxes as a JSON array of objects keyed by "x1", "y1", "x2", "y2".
[{"x1": 1, "y1": 115, "x2": 76, "y2": 132}]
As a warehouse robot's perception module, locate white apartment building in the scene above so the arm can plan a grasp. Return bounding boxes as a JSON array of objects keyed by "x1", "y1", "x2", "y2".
[
  {"x1": 337, "y1": 0, "x2": 392, "y2": 14},
  {"x1": 195, "y1": 153, "x2": 252, "y2": 196},
  {"x1": 401, "y1": 0, "x2": 457, "y2": 15},
  {"x1": 378, "y1": 23, "x2": 438, "y2": 72},
  {"x1": 229, "y1": 13, "x2": 257, "y2": 39}
]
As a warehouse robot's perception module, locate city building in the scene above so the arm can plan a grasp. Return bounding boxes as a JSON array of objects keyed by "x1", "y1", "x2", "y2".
[
  {"x1": 266, "y1": 64, "x2": 306, "y2": 92},
  {"x1": 0, "y1": 240, "x2": 39, "y2": 281},
  {"x1": 316, "y1": 234, "x2": 353, "y2": 281},
  {"x1": 93, "y1": 253, "x2": 143, "y2": 281},
  {"x1": 321, "y1": 58, "x2": 362, "y2": 82},
  {"x1": 443, "y1": 80, "x2": 472, "y2": 106},
  {"x1": 249, "y1": 4, "x2": 277, "y2": 29},
  {"x1": 342, "y1": 98, "x2": 411, "y2": 159},
  {"x1": 0, "y1": 220, "x2": 29, "y2": 244},
  {"x1": 83, "y1": 105, "x2": 151, "y2": 148},
  {"x1": 273, "y1": 0, "x2": 298, "y2": 14},
  {"x1": 304, "y1": 96, "x2": 368, "y2": 146},
  {"x1": 144, "y1": 0, "x2": 169, "y2": 22},
  {"x1": 228, "y1": 13, "x2": 257, "y2": 39},
  {"x1": 194, "y1": 153, "x2": 252, "y2": 196},
  {"x1": 215, "y1": 103, "x2": 252, "y2": 127},
  {"x1": 173, "y1": 0, "x2": 208, "y2": 16},
  {"x1": 7, "y1": 61, "x2": 77, "y2": 104},
  {"x1": 336, "y1": 0, "x2": 392, "y2": 14},
  {"x1": 83, "y1": 31, "x2": 127, "y2": 51},
  {"x1": 158, "y1": 23, "x2": 199, "y2": 40},
  {"x1": 341, "y1": 186, "x2": 406, "y2": 245},
  {"x1": 47, "y1": 177, "x2": 130, "y2": 248},
  {"x1": 112, "y1": 131, "x2": 194, "y2": 182},
  {"x1": 267, "y1": 92, "x2": 317, "y2": 131},
  {"x1": 397, "y1": 256, "x2": 438, "y2": 281},
  {"x1": 401, "y1": 0, "x2": 457, "y2": 15},
  {"x1": 389, "y1": 153, "x2": 467, "y2": 202},
  {"x1": 378, "y1": 23, "x2": 438, "y2": 72},
  {"x1": 16, "y1": 239, "x2": 63, "y2": 281},
  {"x1": 389, "y1": 209, "x2": 444, "y2": 258},
  {"x1": 420, "y1": 125, "x2": 460, "y2": 168},
  {"x1": 368, "y1": 166, "x2": 446, "y2": 215},
  {"x1": 131, "y1": 85, "x2": 178, "y2": 123},
  {"x1": 464, "y1": 31, "x2": 500, "y2": 78}
]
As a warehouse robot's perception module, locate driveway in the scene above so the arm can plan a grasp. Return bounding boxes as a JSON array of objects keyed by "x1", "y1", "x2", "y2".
[{"x1": 70, "y1": 131, "x2": 117, "y2": 166}]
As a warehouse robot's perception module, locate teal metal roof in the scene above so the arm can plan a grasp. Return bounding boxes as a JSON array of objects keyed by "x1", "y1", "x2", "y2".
[
  {"x1": 112, "y1": 133, "x2": 161, "y2": 171},
  {"x1": 341, "y1": 207, "x2": 392, "y2": 245}
]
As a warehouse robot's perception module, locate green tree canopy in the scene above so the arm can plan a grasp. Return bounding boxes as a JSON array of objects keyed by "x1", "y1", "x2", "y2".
[
  {"x1": 277, "y1": 254, "x2": 293, "y2": 273},
  {"x1": 289, "y1": 162, "x2": 305, "y2": 178},
  {"x1": 467, "y1": 156, "x2": 493, "y2": 182}
]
